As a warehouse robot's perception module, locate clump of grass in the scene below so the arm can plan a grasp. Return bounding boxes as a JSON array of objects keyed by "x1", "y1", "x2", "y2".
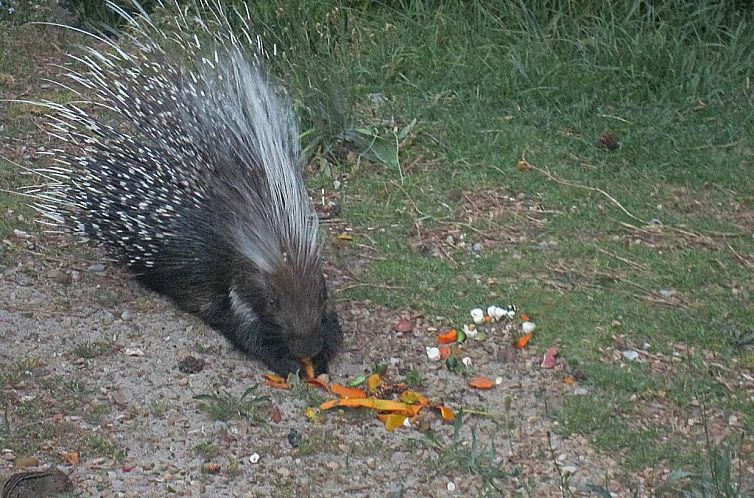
[
  {"x1": 663, "y1": 408, "x2": 750, "y2": 498},
  {"x1": 193, "y1": 385, "x2": 270, "y2": 423},
  {"x1": 193, "y1": 441, "x2": 217, "y2": 462},
  {"x1": 403, "y1": 368, "x2": 427, "y2": 387},
  {"x1": 82, "y1": 434, "x2": 126, "y2": 462},
  {"x1": 429, "y1": 413, "x2": 513, "y2": 492},
  {"x1": 72, "y1": 340, "x2": 112, "y2": 359}
]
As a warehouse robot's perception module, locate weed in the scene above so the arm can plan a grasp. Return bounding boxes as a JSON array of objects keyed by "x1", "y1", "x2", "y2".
[
  {"x1": 193, "y1": 441, "x2": 217, "y2": 462},
  {"x1": 430, "y1": 412, "x2": 513, "y2": 492},
  {"x1": 403, "y1": 368, "x2": 427, "y2": 388},
  {"x1": 150, "y1": 400, "x2": 169, "y2": 417},
  {"x1": 193, "y1": 385, "x2": 270, "y2": 424},
  {"x1": 72, "y1": 340, "x2": 112, "y2": 359}
]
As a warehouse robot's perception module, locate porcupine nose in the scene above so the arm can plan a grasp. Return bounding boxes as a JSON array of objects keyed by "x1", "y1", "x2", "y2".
[{"x1": 289, "y1": 333, "x2": 324, "y2": 359}]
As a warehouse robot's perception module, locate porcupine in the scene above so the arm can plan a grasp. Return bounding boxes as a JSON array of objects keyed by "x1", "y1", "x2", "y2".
[{"x1": 27, "y1": 0, "x2": 342, "y2": 376}]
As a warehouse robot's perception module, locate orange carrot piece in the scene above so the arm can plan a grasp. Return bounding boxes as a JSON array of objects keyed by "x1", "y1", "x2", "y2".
[
  {"x1": 263, "y1": 373, "x2": 290, "y2": 389},
  {"x1": 437, "y1": 404, "x2": 456, "y2": 421},
  {"x1": 330, "y1": 383, "x2": 367, "y2": 399},
  {"x1": 305, "y1": 377, "x2": 330, "y2": 391},
  {"x1": 437, "y1": 329, "x2": 458, "y2": 344},
  {"x1": 301, "y1": 358, "x2": 316, "y2": 379},
  {"x1": 378, "y1": 413, "x2": 408, "y2": 432},
  {"x1": 319, "y1": 398, "x2": 422, "y2": 416},
  {"x1": 468, "y1": 376, "x2": 495, "y2": 390},
  {"x1": 367, "y1": 373, "x2": 382, "y2": 392},
  {"x1": 515, "y1": 332, "x2": 533, "y2": 349},
  {"x1": 400, "y1": 390, "x2": 429, "y2": 406}
]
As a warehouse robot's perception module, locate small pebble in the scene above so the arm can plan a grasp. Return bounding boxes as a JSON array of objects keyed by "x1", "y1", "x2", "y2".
[
  {"x1": 287, "y1": 428, "x2": 302, "y2": 448},
  {"x1": 425, "y1": 347, "x2": 441, "y2": 361},
  {"x1": 621, "y1": 350, "x2": 639, "y2": 361},
  {"x1": 178, "y1": 355, "x2": 206, "y2": 374},
  {"x1": 447, "y1": 481, "x2": 456, "y2": 492},
  {"x1": 521, "y1": 321, "x2": 536, "y2": 334},
  {"x1": 461, "y1": 357, "x2": 472, "y2": 367},
  {"x1": 276, "y1": 467, "x2": 291, "y2": 478},
  {"x1": 249, "y1": 453, "x2": 260, "y2": 464},
  {"x1": 87, "y1": 263, "x2": 106, "y2": 272}
]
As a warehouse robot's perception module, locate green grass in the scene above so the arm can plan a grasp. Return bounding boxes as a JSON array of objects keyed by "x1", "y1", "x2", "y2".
[{"x1": 246, "y1": 0, "x2": 754, "y2": 478}]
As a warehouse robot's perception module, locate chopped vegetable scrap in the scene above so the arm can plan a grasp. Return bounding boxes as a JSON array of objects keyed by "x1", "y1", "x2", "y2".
[
  {"x1": 318, "y1": 377, "x2": 456, "y2": 432},
  {"x1": 437, "y1": 329, "x2": 458, "y2": 344},
  {"x1": 301, "y1": 358, "x2": 316, "y2": 379},
  {"x1": 392, "y1": 318, "x2": 414, "y2": 333},
  {"x1": 263, "y1": 373, "x2": 290, "y2": 389},
  {"x1": 468, "y1": 376, "x2": 495, "y2": 390},
  {"x1": 264, "y1": 371, "x2": 456, "y2": 432},
  {"x1": 541, "y1": 347, "x2": 559, "y2": 369},
  {"x1": 330, "y1": 384, "x2": 367, "y2": 399},
  {"x1": 431, "y1": 304, "x2": 537, "y2": 372},
  {"x1": 515, "y1": 332, "x2": 533, "y2": 349}
]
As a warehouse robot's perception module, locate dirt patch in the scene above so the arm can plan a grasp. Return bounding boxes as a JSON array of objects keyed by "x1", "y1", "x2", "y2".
[
  {"x1": 0, "y1": 232, "x2": 653, "y2": 497},
  {"x1": 406, "y1": 188, "x2": 553, "y2": 261}
]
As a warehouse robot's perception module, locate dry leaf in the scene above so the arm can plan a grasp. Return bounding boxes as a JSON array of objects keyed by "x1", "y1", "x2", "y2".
[
  {"x1": 439, "y1": 347, "x2": 451, "y2": 360},
  {"x1": 205, "y1": 463, "x2": 221, "y2": 474},
  {"x1": 62, "y1": 451, "x2": 79, "y2": 466},
  {"x1": 271, "y1": 405, "x2": 282, "y2": 423},
  {"x1": 392, "y1": 318, "x2": 413, "y2": 333},
  {"x1": 563, "y1": 375, "x2": 577, "y2": 385},
  {"x1": 468, "y1": 376, "x2": 495, "y2": 390},
  {"x1": 337, "y1": 233, "x2": 353, "y2": 241}
]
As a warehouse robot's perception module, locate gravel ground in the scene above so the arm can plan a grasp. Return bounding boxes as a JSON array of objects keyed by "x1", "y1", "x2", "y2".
[{"x1": 0, "y1": 231, "x2": 647, "y2": 498}]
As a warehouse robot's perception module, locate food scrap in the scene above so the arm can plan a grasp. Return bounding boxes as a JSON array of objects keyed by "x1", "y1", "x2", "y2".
[
  {"x1": 301, "y1": 358, "x2": 316, "y2": 379},
  {"x1": 468, "y1": 376, "x2": 495, "y2": 390},
  {"x1": 541, "y1": 347, "x2": 559, "y2": 369}
]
